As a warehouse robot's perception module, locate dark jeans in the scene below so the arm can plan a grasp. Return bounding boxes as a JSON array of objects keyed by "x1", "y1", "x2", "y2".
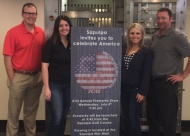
[
  {"x1": 46, "y1": 82, "x2": 70, "y2": 136},
  {"x1": 121, "y1": 89, "x2": 142, "y2": 136},
  {"x1": 147, "y1": 79, "x2": 178, "y2": 136}
]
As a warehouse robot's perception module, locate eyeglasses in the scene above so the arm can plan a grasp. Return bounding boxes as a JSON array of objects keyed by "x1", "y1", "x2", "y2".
[{"x1": 23, "y1": 12, "x2": 37, "y2": 16}]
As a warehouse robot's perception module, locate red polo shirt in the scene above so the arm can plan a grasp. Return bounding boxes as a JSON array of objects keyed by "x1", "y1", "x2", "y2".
[{"x1": 3, "y1": 21, "x2": 45, "y2": 71}]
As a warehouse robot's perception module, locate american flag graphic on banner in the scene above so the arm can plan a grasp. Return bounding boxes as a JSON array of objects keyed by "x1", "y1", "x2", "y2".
[{"x1": 75, "y1": 51, "x2": 118, "y2": 90}]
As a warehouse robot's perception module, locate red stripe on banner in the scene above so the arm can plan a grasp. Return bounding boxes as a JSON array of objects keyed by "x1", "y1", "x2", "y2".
[
  {"x1": 96, "y1": 64, "x2": 115, "y2": 68},
  {"x1": 79, "y1": 83, "x2": 112, "y2": 86},
  {"x1": 96, "y1": 58, "x2": 112, "y2": 61},
  {"x1": 75, "y1": 76, "x2": 115, "y2": 80},
  {"x1": 96, "y1": 53, "x2": 104, "y2": 55},
  {"x1": 95, "y1": 71, "x2": 115, "y2": 74}
]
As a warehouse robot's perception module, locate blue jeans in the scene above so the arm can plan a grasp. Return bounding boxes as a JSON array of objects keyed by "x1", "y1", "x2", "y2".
[
  {"x1": 46, "y1": 82, "x2": 70, "y2": 136},
  {"x1": 121, "y1": 88, "x2": 142, "y2": 136}
]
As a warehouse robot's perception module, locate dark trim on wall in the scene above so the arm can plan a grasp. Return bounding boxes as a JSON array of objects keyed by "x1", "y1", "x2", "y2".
[
  {"x1": 181, "y1": 120, "x2": 190, "y2": 132},
  {"x1": 0, "y1": 120, "x2": 45, "y2": 132},
  {"x1": 0, "y1": 120, "x2": 190, "y2": 132}
]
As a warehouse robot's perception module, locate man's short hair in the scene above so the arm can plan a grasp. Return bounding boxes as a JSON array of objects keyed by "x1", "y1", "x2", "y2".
[{"x1": 157, "y1": 7, "x2": 172, "y2": 18}]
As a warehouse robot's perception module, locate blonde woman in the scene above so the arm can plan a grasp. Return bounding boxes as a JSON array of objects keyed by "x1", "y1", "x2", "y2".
[{"x1": 121, "y1": 23, "x2": 152, "y2": 136}]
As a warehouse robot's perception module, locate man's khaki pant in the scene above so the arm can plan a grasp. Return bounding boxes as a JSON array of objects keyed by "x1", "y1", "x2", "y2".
[{"x1": 6, "y1": 72, "x2": 43, "y2": 136}]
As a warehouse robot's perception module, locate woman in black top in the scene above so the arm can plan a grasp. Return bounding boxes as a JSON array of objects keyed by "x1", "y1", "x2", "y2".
[
  {"x1": 41, "y1": 15, "x2": 72, "y2": 136},
  {"x1": 121, "y1": 23, "x2": 152, "y2": 136}
]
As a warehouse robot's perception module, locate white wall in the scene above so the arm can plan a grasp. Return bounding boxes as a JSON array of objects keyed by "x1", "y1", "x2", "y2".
[
  {"x1": 0, "y1": 0, "x2": 45, "y2": 120},
  {"x1": 0, "y1": 0, "x2": 190, "y2": 120}
]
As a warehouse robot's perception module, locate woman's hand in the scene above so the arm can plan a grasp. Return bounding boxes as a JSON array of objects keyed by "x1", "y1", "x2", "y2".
[
  {"x1": 44, "y1": 86, "x2": 51, "y2": 101},
  {"x1": 136, "y1": 93, "x2": 144, "y2": 103}
]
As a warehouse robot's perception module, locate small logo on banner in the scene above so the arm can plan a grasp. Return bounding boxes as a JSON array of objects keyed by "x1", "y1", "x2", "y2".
[{"x1": 75, "y1": 51, "x2": 118, "y2": 90}]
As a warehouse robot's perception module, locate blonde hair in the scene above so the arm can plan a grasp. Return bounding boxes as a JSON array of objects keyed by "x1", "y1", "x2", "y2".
[{"x1": 126, "y1": 23, "x2": 145, "y2": 54}]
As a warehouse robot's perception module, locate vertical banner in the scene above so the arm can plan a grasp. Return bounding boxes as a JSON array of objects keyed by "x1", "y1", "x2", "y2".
[{"x1": 71, "y1": 27, "x2": 122, "y2": 136}]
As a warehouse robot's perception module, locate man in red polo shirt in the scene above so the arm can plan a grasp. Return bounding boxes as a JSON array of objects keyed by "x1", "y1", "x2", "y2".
[{"x1": 3, "y1": 3, "x2": 45, "y2": 136}]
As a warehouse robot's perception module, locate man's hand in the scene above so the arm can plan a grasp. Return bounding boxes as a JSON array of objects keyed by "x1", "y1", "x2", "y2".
[{"x1": 167, "y1": 74, "x2": 184, "y2": 84}]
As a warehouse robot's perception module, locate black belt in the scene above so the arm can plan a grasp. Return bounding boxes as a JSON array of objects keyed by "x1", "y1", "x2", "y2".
[
  {"x1": 152, "y1": 75, "x2": 169, "y2": 81},
  {"x1": 14, "y1": 69, "x2": 40, "y2": 76}
]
